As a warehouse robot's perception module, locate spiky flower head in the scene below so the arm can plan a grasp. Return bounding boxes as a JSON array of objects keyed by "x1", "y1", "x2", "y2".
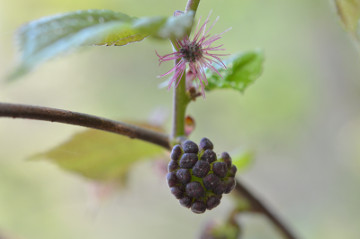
[{"x1": 157, "y1": 12, "x2": 230, "y2": 97}]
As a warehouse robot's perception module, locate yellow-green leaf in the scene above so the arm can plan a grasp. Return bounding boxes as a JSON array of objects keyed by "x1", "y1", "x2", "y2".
[
  {"x1": 232, "y1": 150, "x2": 254, "y2": 172},
  {"x1": 335, "y1": 0, "x2": 360, "y2": 47},
  {"x1": 32, "y1": 128, "x2": 165, "y2": 184}
]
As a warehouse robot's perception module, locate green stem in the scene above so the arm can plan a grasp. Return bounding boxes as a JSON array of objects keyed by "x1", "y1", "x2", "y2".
[
  {"x1": 170, "y1": 0, "x2": 201, "y2": 143},
  {"x1": 185, "y1": 0, "x2": 200, "y2": 13},
  {"x1": 171, "y1": 68, "x2": 188, "y2": 140}
]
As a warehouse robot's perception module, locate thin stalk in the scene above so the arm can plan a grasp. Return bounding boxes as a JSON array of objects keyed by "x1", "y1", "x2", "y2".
[
  {"x1": 171, "y1": 67, "x2": 188, "y2": 140},
  {"x1": 185, "y1": 0, "x2": 200, "y2": 13},
  {"x1": 234, "y1": 179, "x2": 299, "y2": 239},
  {"x1": 170, "y1": 0, "x2": 201, "y2": 142}
]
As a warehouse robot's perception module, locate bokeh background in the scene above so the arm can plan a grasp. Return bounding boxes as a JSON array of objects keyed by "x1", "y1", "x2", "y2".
[{"x1": 1, "y1": 0, "x2": 360, "y2": 238}]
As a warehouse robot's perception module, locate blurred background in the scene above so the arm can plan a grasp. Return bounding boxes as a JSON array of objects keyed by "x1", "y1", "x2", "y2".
[{"x1": 1, "y1": 0, "x2": 360, "y2": 238}]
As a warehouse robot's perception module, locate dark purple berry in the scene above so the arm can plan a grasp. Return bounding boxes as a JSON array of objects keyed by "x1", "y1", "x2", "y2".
[
  {"x1": 176, "y1": 169, "x2": 191, "y2": 184},
  {"x1": 212, "y1": 184, "x2": 225, "y2": 195},
  {"x1": 191, "y1": 201, "x2": 206, "y2": 214},
  {"x1": 192, "y1": 160, "x2": 210, "y2": 178},
  {"x1": 168, "y1": 139, "x2": 235, "y2": 213},
  {"x1": 221, "y1": 152, "x2": 232, "y2": 168},
  {"x1": 186, "y1": 181, "x2": 205, "y2": 198},
  {"x1": 179, "y1": 196, "x2": 192, "y2": 208},
  {"x1": 229, "y1": 165, "x2": 237, "y2": 177},
  {"x1": 203, "y1": 174, "x2": 221, "y2": 190},
  {"x1": 179, "y1": 153, "x2": 198, "y2": 169},
  {"x1": 171, "y1": 186, "x2": 184, "y2": 199},
  {"x1": 206, "y1": 196, "x2": 221, "y2": 210},
  {"x1": 212, "y1": 183, "x2": 225, "y2": 195},
  {"x1": 201, "y1": 149, "x2": 217, "y2": 163},
  {"x1": 171, "y1": 145, "x2": 182, "y2": 161},
  {"x1": 182, "y1": 140, "x2": 199, "y2": 154},
  {"x1": 213, "y1": 162, "x2": 228, "y2": 178},
  {"x1": 168, "y1": 160, "x2": 178, "y2": 172},
  {"x1": 167, "y1": 172, "x2": 178, "y2": 187},
  {"x1": 223, "y1": 177, "x2": 236, "y2": 194},
  {"x1": 199, "y1": 137, "x2": 213, "y2": 151}
]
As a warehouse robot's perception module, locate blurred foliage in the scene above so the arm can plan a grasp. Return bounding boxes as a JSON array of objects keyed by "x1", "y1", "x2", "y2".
[
  {"x1": 32, "y1": 124, "x2": 165, "y2": 184},
  {"x1": 231, "y1": 150, "x2": 254, "y2": 173},
  {"x1": 205, "y1": 50, "x2": 264, "y2": 93},
  {"x1": 211, "y1": 223, "x2": 240, "y2": 239},
  {"x1": 200, "y1": 221, "x2": 241, "y2": 239},
  {"x1": 8, "y1": 10, "x2": 193, "y2": 80},
  {"x1": 335, "y1": 0, "x2": 360, "y2": 49}
]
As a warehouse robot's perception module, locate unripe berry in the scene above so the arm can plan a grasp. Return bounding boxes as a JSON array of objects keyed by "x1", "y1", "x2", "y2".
[
  {"x1": 168, "y1": 160, "x2": 178, "y2": 172},
  {"x1": 171, "y1": 186, "x2": 184, "y2": 199},
  {"x1": 171, "y1": 145, "x2": 182, "y2": 161},
  {"x1": 213, "y1": 162, "x2": 228, "y2": 178},
  {"x1": 180, "y1": 196, "x2": 192, "y2": 208},
  {"x1": 167, "y1": 172, "x2": 178, "y2": 187},
  {"x1": 182, "y1": 140, "x2": 199, "y2": 153},
  {"x1": 191, "y1": 201, "x2": 207, "y2": 214},
  {"x1": 223, "y1": 177, "x2": 236, "y2": 194},
  {"x1": 201, "y1": 149, "x2": 217, "y2": 163},
  {"x1": 192, "y1": 160, "x2": 210, "y2": 178},
  {"x1": 199, "y1": 137, "x2": 213, "y2": 150},
  {"x1": 203, "y1": 174, "x2": 221, "y2": 190},
  {"x1": 179, "y1": 153, "x2": 198, "y2": 168},
  {"x1": 206, "y1": 196, "x2": 221, "y2": 210},
  {"x1": 176, "y1": 169, "x2": 191, "y2": 184},
  {"x1": 221, "y1": 152, "x2": 232, "y2": 168},
  {"x1": 212, "y1": 183, "x2": 225, "y2": 195},
  {"x1": 229, "y1": 165, "x2": 237, "y2": 177},
  {"x1": 186, "y1": 181, "x2": 205, "y2": 198}
]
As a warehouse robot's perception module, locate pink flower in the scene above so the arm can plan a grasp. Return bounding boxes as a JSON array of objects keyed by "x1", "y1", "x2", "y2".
[{"x1": 156, "y1": 13, "x2": 230, "y2": 97}]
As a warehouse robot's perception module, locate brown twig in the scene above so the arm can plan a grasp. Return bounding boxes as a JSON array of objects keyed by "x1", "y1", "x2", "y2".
[
  {"x1": 234, "y1": 179, "x2": 299, "y2": 239},
  {"x1": 0, "y1": 102, "x2": 170, "y2": 150}
]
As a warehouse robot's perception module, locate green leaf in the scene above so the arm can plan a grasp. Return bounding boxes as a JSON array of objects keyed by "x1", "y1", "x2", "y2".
[
  {"x1": 335, "y1": 0, "x2": 360, "y2": 44},
  {"x1": 8, "y1": 10, "x2": 193, "y2": 81},
  {"x1": 32, "y1": 126, "x2": 165, "y2": 184},
  {"x1": 231, "y1": 150, "x2": 254, "y2": 172},
  {"x1": 205, "y1": 49, "x2": 264, "y2": 93},
  {"x1": 210, "y1": 223, "x2": 241, "y2": 239},
  {"x1": 133, "y1": 12, "x2": 194, "y2": 39}
]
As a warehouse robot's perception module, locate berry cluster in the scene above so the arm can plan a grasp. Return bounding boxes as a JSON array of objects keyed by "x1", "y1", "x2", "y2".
[{"x1": 167, "y1": 138, "x2": 237, "y2": 214}]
